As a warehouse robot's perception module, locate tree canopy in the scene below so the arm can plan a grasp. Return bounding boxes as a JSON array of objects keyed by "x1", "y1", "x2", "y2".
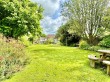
[
  {"x1": 103, "y1": 7, "x2": 110, "y2": 31},
  {"x1": 56, "y1": 22, "x2": 80, "y2": 46},
  {"x1": 62, "y1": 0, "x2": 110, "y2": 45},
  {"x1": 0, "y1": 0, "x2": 43, "y2": 39}
]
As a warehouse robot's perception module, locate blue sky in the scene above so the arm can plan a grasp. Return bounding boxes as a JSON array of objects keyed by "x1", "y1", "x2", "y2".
[{"x1": 31, "y1": 0, "x2": 66, "y2": 34}]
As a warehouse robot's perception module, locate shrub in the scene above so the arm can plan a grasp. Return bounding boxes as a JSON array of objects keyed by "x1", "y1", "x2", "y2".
[
  {"x1": 19, "y1": 36, "x2": 32, "y2": 47},
  {"x1": 69, "y1": 44, "x2": 76, "y2": 47},
  {"x1": 98, "y1": 35, "x2": 110, "y2": 48},
  {"x1": 45, "y1": 38, "x2": 54, "y2": 44},
  {"x1": 79, "y1": 40, "x2": 107, "y2": 51},
  {"x1": 0, "y1": 34, "x2": 28, "y2": 81},
  {"x1": 88, "y1": 46, "x2": 106, "y2": 51},
  {"x1": 79, "y1": 40, "x2": 90, "y2": 50}
]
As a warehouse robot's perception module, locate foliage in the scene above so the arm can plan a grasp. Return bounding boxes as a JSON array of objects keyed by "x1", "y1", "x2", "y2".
[
  {"x1": 79, "y1": 40, "x2": 107, "y2": 51},
  {"x1": 79, "y1": 40, "x2": 90, "y2": 50},
  {"x1": 98, "y1": 35, "x2": 110, "y2": 48},
  {"x1": 0, "y1": 0, "x2": 43, "y2": 39},
  {"x1": 3, "y1": 45, "x2": 110, "y2": 82},
  {"x1": 40, "y1": 34, "x2": 46, "y2": 37},
  {"x1": 28, "y1": 36, "x2": 35, "y2": 44},
  {"x1": 45, "y1": 38, "x2": 54, "y2": 44},
  {"x1": 102, "y1": 7, "x2": 110, "y2": 29},
  {"x1": 62, "y1": 0, "x2": 109, "y2": 45},
  {"x1": 0, "y1": 34, "x2": 28, "y2": 81},
  {"x1": 88, "y1": 46, "x2": 106, "y2": 51},
  {"x1": 19, "y1": 36, "x2": 32, "y2": 47},
  {"x1": 56, "y1": 23, "x2": 81, "y2": 46}
]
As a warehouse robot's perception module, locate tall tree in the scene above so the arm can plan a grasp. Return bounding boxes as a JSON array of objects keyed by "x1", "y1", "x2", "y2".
[
  {"x1": 62, "y1": 0, "x2": 109, "y2": 45},
  {"x1": 0, "y1": 0, "x2": 43, "y2": 39}
]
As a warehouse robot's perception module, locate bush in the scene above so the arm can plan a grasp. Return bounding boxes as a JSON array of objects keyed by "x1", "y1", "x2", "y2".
[
  {"x1": 45, "y1": 38, "x2": 54, "y2": 44},
  {"x1": 79, "y1": 40, "x2": 90, "y2": 50},
  {"x1": 19, "y1": 36, "x2": 32, "y2": 47},
  {"x1": 69, "y1": 44, "x2": 76, "y2": 47},
  {"x1": 98, "y1": 35, "x2": 110, "y2": 48},
  {"x1": 88, "y1": 46, "x2": 106, "y2": 51},
  {"x1": 0, "y1": 34, "x2": 28, "y2": 81},
  {"x1": 79, "y1": 40, "x2": 107, "y2": 51}
]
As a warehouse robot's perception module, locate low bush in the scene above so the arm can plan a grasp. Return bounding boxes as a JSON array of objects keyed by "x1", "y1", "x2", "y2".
[
  {"x1": 45, "y1": 38, "x2": 54, "y2": 44},
  {"x1": 88, "y1": 46, "x2": 106, "y2": 51},
  {"x1": 98, "y1": 35, "x2": 110, "y2": 48},
  {"x1": 79, "y1": 40, "x2": 90, "y2": 50},
  {"x1": 19, "y1": 36, "x2": 32, "y2": 47},
  {"x1": 0, "y1": 34, "x2": 28, "y2": 81}
]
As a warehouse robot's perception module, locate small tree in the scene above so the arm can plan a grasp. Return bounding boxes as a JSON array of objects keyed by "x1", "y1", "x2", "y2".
[{"x1": 56, "y1": 23, "x2": 81, "y2": 46}]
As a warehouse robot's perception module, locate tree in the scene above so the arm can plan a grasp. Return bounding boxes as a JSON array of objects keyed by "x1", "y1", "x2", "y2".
[
  {"x1": 0, "y1": 0, "x2": 43, "y2": 39},
  {"x1": 103, "y1": 7, "x2": 110, "y2": 31},
  {"x1": 56, "y1": 23, "x2": 80, "y2": 46},
  {"x1": 62, "y1": 0, "x2": 109, "y2": 45}
]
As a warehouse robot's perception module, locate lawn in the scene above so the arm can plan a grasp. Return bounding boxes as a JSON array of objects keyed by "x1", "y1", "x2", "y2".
[{"x1": 3, "y1": 45, "x2": 110, "y2": 82}]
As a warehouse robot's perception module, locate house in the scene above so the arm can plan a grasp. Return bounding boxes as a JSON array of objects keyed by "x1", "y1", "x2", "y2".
[
  {"x1": 37, "y1": 34, "x2": 58, "y2": 44},
  {"x1": 46, "y1": 34, "x2": 58, "y2": 44},
  {"x1": 39, "y1": 37, "x2": 47, "y2": 44}
]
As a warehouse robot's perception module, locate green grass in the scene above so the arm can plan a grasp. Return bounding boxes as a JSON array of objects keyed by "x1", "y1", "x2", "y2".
[{"x1": 3, "y1": 44, "x2": 110, "y2": 82}]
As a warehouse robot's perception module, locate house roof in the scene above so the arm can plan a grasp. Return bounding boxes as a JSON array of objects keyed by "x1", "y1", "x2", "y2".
[{"x1": 47, "y1": 34, "x2": 55, "y2": 38}]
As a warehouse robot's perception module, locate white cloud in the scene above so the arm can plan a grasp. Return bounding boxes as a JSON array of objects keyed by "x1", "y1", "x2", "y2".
[
  {"x1": 31, "y1": 0, "x2": 66, "y2": 34},
  {"x1": 41, "y1": 16, "x2": 65, "y2": 34},
  {"x1": 32, "y1": 0, "x2": 60, "y2": 16}
]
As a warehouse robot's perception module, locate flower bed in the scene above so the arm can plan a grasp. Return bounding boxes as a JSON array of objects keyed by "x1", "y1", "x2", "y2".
[{"x1": 0, "y1": 34, "x2": 28, "y2": 81}]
